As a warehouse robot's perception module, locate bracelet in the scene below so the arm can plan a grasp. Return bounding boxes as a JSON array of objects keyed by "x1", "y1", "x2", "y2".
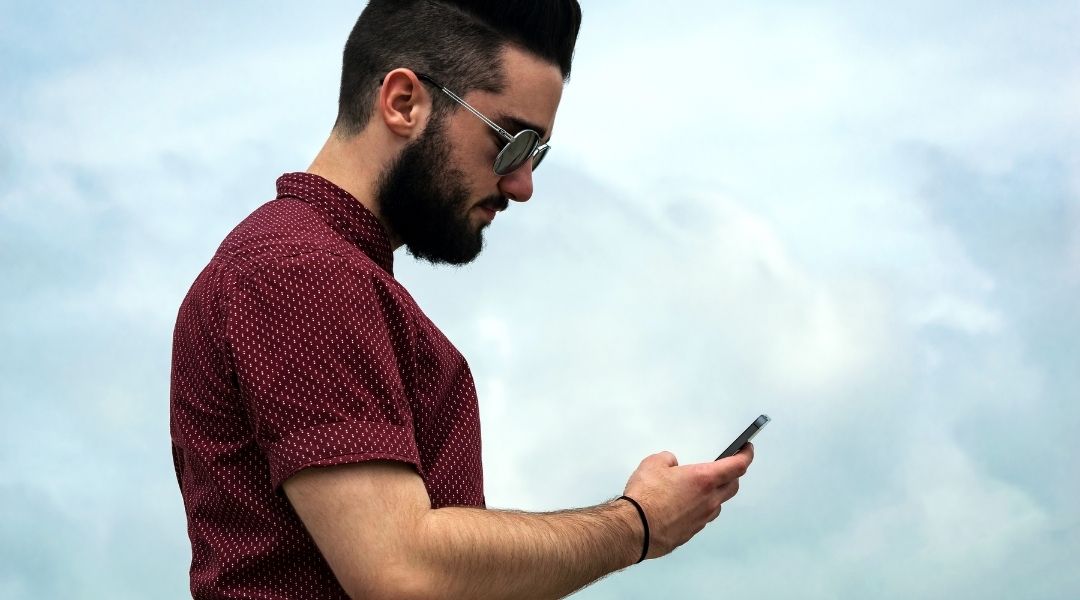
[{"x1": 618, "y1": 495, "x2": 650, "y2": 564}]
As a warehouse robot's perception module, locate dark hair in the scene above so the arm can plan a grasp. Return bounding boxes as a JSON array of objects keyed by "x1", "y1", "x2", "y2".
[{"x1": 334, "y1": 0, "x2": 582, "y2": 136}]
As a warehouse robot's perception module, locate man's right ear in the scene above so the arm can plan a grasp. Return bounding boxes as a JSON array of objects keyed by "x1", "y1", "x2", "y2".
[{"x1": 377, "y1": 69, "x2": 432, "y2": 140}]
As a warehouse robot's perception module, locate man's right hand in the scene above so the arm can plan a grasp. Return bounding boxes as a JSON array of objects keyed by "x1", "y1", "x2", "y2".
[{"x1": 621, "y1": 443, "x2": 754, "y2": 559}]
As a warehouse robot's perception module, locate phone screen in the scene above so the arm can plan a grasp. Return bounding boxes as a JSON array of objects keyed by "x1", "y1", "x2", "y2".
[{"x1": 716, "y1": 414, "x2": 770, "y2": 460}]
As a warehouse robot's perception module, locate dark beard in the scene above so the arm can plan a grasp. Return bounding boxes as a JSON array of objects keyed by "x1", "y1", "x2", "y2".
[{"x1": 376, "y1": 120, "x2": 503, "y2": 266}]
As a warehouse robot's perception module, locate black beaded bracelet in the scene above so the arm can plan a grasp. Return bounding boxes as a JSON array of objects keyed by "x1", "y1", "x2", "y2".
[{"x1": 618, "y1": 495, "x2": 650, "y2": 564}]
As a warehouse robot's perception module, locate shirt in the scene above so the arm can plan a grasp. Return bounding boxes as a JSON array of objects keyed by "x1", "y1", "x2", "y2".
[{"x1": 170, "y1": 172, "x2": 485, "y2": 599}]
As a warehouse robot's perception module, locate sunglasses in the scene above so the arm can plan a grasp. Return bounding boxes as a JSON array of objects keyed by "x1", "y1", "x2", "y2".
[{"x1": 413, "y1": 72, "x2": 550, "y2": 176}]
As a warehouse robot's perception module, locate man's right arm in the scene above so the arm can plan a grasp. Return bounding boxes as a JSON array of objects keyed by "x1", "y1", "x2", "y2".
[{"x1": 284, "y1": 448, "x2": 753, "y2": 600}]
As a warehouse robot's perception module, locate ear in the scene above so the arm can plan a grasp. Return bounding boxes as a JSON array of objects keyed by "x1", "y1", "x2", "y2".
[{"x1": 376, "y1": 69, "x2": 432, "y2": 140}]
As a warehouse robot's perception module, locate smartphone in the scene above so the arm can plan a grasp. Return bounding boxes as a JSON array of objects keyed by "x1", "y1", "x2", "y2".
[{"x1": 716, "y1": 414, "x2": 770, "y2": 460}]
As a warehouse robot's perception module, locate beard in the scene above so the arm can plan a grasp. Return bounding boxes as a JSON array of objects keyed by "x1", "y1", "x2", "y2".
[{"x1": 376, "y1": 118, "x2": 505, "y2": 266}]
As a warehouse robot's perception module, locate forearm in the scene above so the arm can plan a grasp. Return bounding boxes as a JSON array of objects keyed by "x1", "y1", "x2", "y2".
[{"x1": 413, "y1": 498, "x2": 642, "y2": 599}]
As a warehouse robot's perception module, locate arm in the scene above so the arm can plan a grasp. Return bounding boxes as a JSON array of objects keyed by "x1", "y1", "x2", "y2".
[
  {"x1": 416, "y1": 496, "x2": 641, "y2": 599},
  {"x1": 285, "y1": 447, "x2": 753, "y2": 599}
]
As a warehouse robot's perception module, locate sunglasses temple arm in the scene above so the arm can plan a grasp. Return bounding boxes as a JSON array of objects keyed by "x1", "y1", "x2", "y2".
[{"x1": 435, "y1": 86, "x2": 517, "y2": 142}]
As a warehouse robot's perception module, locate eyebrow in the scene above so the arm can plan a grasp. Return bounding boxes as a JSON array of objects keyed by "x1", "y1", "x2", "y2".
[{"x1": 496, "y1": 114, "x2": 550, "y2": 143}]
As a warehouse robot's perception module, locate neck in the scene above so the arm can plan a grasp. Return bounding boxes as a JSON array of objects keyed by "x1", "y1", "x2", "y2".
[{"x1": 306, "y1": 128, "x2": 404, "y2": 249}]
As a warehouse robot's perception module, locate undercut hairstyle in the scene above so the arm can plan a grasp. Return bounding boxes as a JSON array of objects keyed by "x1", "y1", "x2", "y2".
[{"x1": 334, "y1": 0, "x2": 582, "y2": 136}]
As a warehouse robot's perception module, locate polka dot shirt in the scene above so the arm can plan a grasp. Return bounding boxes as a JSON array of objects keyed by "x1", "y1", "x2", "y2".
[{"x1": 170, "y1": 172, "x2": 485, "y2": 599}]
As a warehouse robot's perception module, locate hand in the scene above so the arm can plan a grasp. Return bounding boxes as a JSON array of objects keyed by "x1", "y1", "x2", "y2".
[{"x1": 621, "y1": 443, "x2": 753, "y2": 560}]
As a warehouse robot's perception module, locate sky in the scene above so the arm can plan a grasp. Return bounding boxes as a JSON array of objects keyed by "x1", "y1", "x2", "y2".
[{"x1": 1, "y1": 1, "x2": 1079, "y2": 598}]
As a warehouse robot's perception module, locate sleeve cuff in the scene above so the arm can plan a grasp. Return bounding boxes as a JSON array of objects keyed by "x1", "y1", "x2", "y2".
[{"x1": 267, "y1": 419, "x2": 423, "y2": 490}]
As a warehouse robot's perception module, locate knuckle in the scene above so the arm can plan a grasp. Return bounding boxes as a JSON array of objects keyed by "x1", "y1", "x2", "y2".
[
  {"x1": 710, "y1": 505, "x2": 723, "y2": 522},
  {"x1": 734, "y1": 459, "x2": 750, "y2": 478},
  {"x1": 694, "y1": 470, "x2": 714, "y2": 492},
  {"x1": 712, "y1": 496, "x2": 725, "y2": 513}
]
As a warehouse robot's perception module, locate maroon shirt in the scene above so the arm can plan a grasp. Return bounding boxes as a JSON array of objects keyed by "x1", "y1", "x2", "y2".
[{"x1": 170, "y1": 172, "x2": 485, "y2": 599}]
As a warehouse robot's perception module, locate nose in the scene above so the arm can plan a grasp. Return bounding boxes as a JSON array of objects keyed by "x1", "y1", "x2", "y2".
[{"x1": 497, "y1": 161, "x2": 534, "y2": 203}]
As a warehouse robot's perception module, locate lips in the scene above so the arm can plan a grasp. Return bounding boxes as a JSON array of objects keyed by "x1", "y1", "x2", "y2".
[{"x1": 475, "y1": 198, "x2": 505, "y2": 217}]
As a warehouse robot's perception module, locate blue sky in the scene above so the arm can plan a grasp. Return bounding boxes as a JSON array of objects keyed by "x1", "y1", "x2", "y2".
[{"x1": 2, "y1": 1, "x2": 1078, "y2": 598}]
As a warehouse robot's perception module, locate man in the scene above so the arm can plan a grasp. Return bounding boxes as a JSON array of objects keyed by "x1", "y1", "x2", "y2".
[{"x1": 170, "y1": 1, "x2": 754, "y2": 598}]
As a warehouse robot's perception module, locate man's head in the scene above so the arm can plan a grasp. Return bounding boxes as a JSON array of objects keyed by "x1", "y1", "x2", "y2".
[{"x1": 334, "y1": 0, "x2": 582, "y2": 265}]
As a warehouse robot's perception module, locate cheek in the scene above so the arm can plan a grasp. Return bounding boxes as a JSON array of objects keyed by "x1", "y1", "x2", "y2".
[{"x1": 446, "y1": 114, "x2": 501, "y2": 171}]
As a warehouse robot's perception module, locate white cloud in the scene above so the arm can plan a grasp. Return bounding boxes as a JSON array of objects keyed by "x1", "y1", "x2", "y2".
[
  {"x1": 10, "y1": 43, "x2": 336, "y2": 171},
  {"x1": 424, "y1": 172, "x2": 905, "y2": 517},
  {"x1": 474, "y1": 315, "x2": 515, "y2": 360},
  {"x1": 1068, "y1": 157, "x2": 1080, "y2": 283},
  {"x1": 826, "y1": 431, "x2": 1051, "y2": 596},
  {"x1": 914, "y1": 294, "x2": 1004, "y2": 335},
  {"x1": 632, "y1": 190, "x2": 893, "y2": 397}
]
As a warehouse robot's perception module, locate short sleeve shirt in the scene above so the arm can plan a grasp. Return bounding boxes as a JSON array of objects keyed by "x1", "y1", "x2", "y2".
[{"x1": 170, "y1": 172, "x2": 485, "y2": 599}]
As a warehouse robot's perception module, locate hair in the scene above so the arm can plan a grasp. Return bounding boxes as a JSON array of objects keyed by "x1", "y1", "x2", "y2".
[{"x1": 334, "y1": 0, "x2": 582, "y2": 136}]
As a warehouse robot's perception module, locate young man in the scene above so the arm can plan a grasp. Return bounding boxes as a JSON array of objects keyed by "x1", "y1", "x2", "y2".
[{"x1": 170, "y1": 1, "x2": 754, "y2": 598}]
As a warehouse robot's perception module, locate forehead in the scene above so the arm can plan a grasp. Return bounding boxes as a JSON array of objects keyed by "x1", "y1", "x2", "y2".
[{"x1": 463, "y1": 45, "x2": 564, "y2": 140}]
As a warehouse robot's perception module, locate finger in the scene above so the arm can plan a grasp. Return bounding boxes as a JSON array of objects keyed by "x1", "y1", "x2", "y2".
[
  {"x1": 715, "y1": 478, "x2": 740, "y2": 504},
  {"x1": 738, "y1": 442, "x2": 755, "y2": 464},
  {"x1": 707, "y1": 502, "x2": 723, "y2": 523},
  {"x1": 710, "y1": 453, "x2": 750, "y2": 485},
  {"x1": 642, "y1": 451, "x2": 679, "y2": 468}
]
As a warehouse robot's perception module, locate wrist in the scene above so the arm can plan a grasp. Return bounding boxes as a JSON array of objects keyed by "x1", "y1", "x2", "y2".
[{"x1": 610, "y1": 496, "x2": 648, "y2": 567}]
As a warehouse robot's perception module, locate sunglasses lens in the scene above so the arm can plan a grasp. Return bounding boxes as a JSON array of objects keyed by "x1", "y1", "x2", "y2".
[
  {"x1": 532, "y1": 145, "x2": 549, "y2": 171},
  {"x1": 494, "y1": 131, "x2": 539, "y2": 175}
]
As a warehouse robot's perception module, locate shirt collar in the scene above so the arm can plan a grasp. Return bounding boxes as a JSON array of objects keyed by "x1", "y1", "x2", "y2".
[{"x1": 275, "y1": 172, "x2": 395, "y2": 275}]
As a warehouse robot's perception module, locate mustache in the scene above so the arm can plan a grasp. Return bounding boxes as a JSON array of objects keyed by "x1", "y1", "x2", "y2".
[{"x1": 478, "y1": 195, "x2": 509, "y2": 212}]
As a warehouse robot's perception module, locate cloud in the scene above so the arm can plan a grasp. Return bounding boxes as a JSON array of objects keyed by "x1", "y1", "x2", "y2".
[
  {"x1": 394, "y1": 164, "x2": 907, "y2": 521},
  {"x1": 915, "y1": 294, "x2": 1004, "y2": 335},
  {"x1": 827, "y1": 432, "x2": 1051, "y2": 591},
  {"x1": 0, "y1": 478, "x2": 189, "y2": 600}
]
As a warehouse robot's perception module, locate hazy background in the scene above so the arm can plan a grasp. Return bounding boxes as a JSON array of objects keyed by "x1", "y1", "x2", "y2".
[{"x1": 2, "y1": 1, "x2": 1078, "y2": 598}]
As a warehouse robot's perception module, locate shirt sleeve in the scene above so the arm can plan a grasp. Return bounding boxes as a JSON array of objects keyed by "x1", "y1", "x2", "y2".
[{"x1": 225, "y1": 251, "x2": 421, "y2": 490}]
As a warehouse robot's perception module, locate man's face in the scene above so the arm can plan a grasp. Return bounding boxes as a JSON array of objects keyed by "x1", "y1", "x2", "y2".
[{"x1": 377, "y1": 46, "x2": 564, "y2": 265}]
